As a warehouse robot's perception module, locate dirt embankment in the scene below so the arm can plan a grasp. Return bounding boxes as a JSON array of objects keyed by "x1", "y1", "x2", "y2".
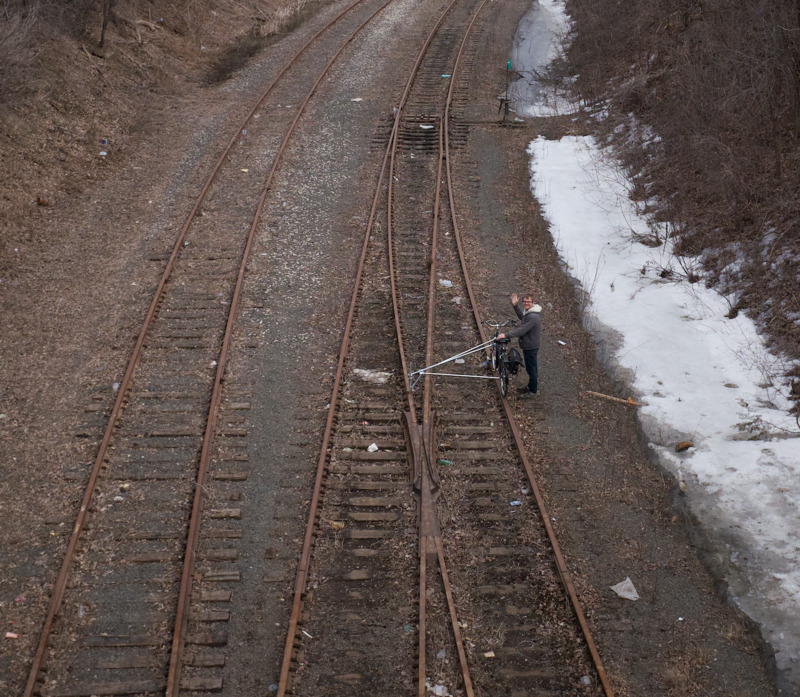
[
  {"x1": 0, "y1": 0, "x2": 307, "y2": 266},
  {"x1": 562, "y1": 0, "x2": 800, "y2": 391}
]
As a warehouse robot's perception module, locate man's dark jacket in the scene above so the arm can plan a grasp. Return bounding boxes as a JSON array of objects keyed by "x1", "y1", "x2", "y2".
[{"x1": 508, "y1": 304, "x2": 541, "y2": 350}]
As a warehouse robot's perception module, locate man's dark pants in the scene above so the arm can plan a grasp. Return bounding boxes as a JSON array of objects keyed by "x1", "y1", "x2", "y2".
[{"x1": 523, "y1": 348, "x2": 538, "y2": 394}]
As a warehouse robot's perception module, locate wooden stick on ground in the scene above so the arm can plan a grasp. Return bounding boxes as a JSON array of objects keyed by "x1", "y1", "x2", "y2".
[{"x1": 585, "y1": 390, "x2": 638, "y2": 406}]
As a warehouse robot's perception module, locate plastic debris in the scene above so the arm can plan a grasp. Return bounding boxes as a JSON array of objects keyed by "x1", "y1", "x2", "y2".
[
  {"x1": 452, "y1": 296, "x2": 462, "y2": 305},
  {"x1": 353, "y1": 368, "x2": 392, "y2": 384},
  {"x1": 676, "y1": 441, "x2": 694, "y2": 452},
  {"x1": 510, "y1": 500, "x2": 521, "y2": 506},
  {"x1": 6, "y1": 632, "x2": 19, "y2": 639},
  {"x1": 420, "y1": 124, "x2": 434, "y2": 130},
  {"x1": 351, "y1": 97, "x2": 363, "y2": 102},
  {"x1": 581, "y1": 676, "x2": 592, "y2": 686},
  {"x1": 268, "y1": 685, "x2": 278, "y2": 693},
  {"x1": 438, "y1": 459, "x2": 452, "y2": 466},
  {"x1": 425, "y1": 681, "x2": 450, "y2": 696},
  {"x1": 99, "y1": 151, "x2": 107, "y2": 157},
  {"x1": 557, "y1": 340, "x2": 566, "y2": 346},
  {"x1": 441, "y1": 74, "x2": 451, "y2": 78},
  {"x1": 330, "y1": 521, "x2": 345, "y2": 530},
  {"x1": 404, "y1": 624, "x2": 413, "y2": 633},
  {"x1": 301, "y1": 629, "x2": 313, "y2": 639},
  {"x1": 454, "y1": 358, "x2": 465, "y2": 364},
  {"x1": 483, "y1": 650, "x2": 495, "y2": 658},
  {"x1": 438, "y1": 279, "x2": 453, "y2": 287},
  {"x1": 241, "y1": 168, "x2": 249, "y2": 172},
  {"x1": 436, "y1": 648, "x2": 446, "y2": 659},
  {"x1": 610, "y1": 577, "x2": 639, "y2": 601},
  {"x1": 367, "y1": 443, "x2": 379, "y2": 452}
]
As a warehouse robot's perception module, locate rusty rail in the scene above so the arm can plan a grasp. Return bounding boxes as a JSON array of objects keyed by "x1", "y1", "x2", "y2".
[
  {"x1": 442, "y1": 20, "x2": 616, "y2": 697},
  {"x1": 22, "y1": 0, "x2": 382, "y2": 694}
]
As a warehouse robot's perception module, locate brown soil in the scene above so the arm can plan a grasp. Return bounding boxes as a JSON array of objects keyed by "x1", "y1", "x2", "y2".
[{"x1": 0, "y1": 0, "x2": 778, "y2": 694}]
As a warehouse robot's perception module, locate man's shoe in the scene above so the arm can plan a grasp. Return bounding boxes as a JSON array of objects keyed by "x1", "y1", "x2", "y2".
[{"x1": 517, "y1": 387, "x2": 532, "y2": 395}]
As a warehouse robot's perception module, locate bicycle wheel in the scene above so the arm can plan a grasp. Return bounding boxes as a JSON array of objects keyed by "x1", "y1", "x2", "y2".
[
  {"x1": 499, "y1": 360, "x2": 509, "y2": 397},
  {"x1": 490, "y1": 343, "x2": 498, "y2": 371}
]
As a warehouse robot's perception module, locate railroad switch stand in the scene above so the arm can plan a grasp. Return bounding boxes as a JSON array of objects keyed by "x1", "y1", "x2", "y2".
[{"x1": 497, "y1": 96, "x2": 511, "y2": 123}]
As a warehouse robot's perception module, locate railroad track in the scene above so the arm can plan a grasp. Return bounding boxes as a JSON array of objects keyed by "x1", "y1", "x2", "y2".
[
  {"x1": 19, "y1": 0, "x2": 614, "y2": 694},
  {"x1": 274, "y1": 0, "x2": 615, "y2": 694},
  {"x1": 20, "y1": 0, "x2": 402, "y2": 694}
]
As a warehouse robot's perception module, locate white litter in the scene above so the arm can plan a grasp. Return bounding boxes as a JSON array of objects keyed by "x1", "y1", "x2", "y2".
[
  {"x1": 557, "y1": 340, "x2": 566, "y2": 346},
  {"x1": 367, "y1": 443, "x2": 379, "y2": 452},
  {"x1": 351, "y1": 97, "x2": 363, "y2": 102},
  {"x1": 454, "y1": 358, "x2": 465, "y2": 364},
  {"x1": 452, "y1": 296, "x2": 462, "y2": 305},
  {"x1": 610, "y1": 577, "x2": 639, "y2": 601},
  {"x1": 438, "y1": 279, "x2": 453, "y2": 288},
  {"x1": 353, "y1": 368, "x2": 392, "y2": 384},
  {"x1": 420, "y1": 124, "x2": 434, "y2": 130},
  {"x1": 425, "y1": 681, "x2": 450, "y2": 696}
]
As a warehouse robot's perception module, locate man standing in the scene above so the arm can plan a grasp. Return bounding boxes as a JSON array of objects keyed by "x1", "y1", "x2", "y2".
[{"x1": 498, "y1": 293, "x2": 541, "y2": 397}]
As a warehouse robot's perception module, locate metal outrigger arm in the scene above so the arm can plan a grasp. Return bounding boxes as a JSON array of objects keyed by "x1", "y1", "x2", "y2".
[{"x1": 409, "y1": 339, "x2": 497, "y2": 389}]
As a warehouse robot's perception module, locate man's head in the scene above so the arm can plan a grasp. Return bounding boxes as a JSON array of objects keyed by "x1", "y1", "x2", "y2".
[{"x1": 521, "y1": 295, "x2": 534, "y2": 309}]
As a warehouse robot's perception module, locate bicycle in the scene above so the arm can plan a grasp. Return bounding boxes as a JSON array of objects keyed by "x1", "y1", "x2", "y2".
[{"x1": 484, "y1": 320, "x2": 520, "y2": 397}]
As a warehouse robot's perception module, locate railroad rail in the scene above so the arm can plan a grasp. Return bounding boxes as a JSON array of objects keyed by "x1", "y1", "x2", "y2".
[
  {"x1": 19, "y1": 0, "x2": 615, "y2": 693},
  {"x1": 274, "y1": 0, "x2": 616, "y2": 693},
  {"x1": 21, "y1": 0, "x2": 396, "y2": 694}
]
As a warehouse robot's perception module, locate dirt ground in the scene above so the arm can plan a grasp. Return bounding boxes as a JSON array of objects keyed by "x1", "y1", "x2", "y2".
[{"x1": 0, "y1": 0, "x2": 780, "y2": 694}]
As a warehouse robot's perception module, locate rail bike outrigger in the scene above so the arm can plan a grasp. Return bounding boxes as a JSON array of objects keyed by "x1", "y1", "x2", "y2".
[{"x1": 409, "y1": 320, "x2": 522, "y2": 397}]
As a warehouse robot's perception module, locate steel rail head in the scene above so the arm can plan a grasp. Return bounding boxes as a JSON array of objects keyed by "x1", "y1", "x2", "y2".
[
  {"x1": 21, "y1": 1, "x2": 379, "y2": 694},
  {"x1": 274, "y1": 8, "x2": 408, "y2": 693},
  {"x1": 276, "y1": 0, "x2": 482, "y2": 694},
  {"x1": 442, "y1": 3, "x2": 616, "y2": 692}
]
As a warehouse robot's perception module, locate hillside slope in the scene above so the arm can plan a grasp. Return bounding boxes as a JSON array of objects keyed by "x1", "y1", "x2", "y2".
[{"x1": 563, "y1": 0, "x2": 800, "y2": 392}]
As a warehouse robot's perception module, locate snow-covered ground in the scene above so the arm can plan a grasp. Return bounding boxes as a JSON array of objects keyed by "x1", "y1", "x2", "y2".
[{"x1": 512, "y1": 0, "x2": 800, "y2": 690}]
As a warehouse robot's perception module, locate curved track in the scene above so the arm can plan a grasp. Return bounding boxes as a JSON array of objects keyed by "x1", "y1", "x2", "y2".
[{"x1": 22, "y1": 0, "x2": 396, "y2": 694}]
